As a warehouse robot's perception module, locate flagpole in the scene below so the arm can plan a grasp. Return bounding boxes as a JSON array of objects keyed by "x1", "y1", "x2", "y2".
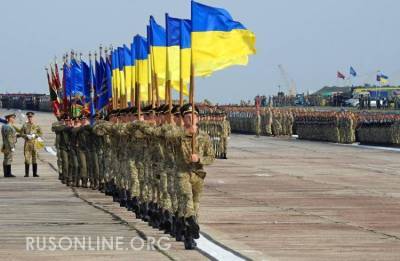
[
  {"x1": 166, "y1": 13, "x2": 172, "y2": 122},
  {"x1": 179, "y1": 20, "x2": 184, "y2": 106},
  {"x1": 190, "y1": 4, "x2": 196, "y2": 156}
]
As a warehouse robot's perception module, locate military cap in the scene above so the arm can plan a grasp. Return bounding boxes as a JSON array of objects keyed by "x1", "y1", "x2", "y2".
[
  {"x1": 63, "y1": 114, "x2": 71, "y2": 120},
  {"x1": 171, "y1": 105, "x2": 181, "y2": 115},
  {"x1": 5, "y1": 113, "x2": 16, "y2": 119},
  {"x1": 26, "y1": 111, "x2": 35, "y2": 117},
  {"x1": 79, "y1": 114, "x2": 87, "y2": 120},
  {"x1": 142, "y1": 105, "x2": 156, "y2": 114},
  {"x1": 180, "y1": 103, "x2": 199, "y2": 116},
  {"x1": 129, "y1": 106, "x2": 137, "y2": 114}
]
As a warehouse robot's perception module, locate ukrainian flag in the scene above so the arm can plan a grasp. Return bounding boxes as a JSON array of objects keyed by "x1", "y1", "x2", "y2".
[
  {"x1": 111, "y1": 50, "x2": 116, "y2": 106},
  {"x1": 180, "y1": 19, "x2": 191, "y2": 95},
  {"x1": 134, "y1": 34, "x2": 149, "y2": 101},
  {"x1": 112, "y1": 50, "x2": 121, "y2": 107},
  {"x1": 117, "y1": 47, "x2": 126, "y2": 100},
  {"x1": 166, "y1": 14, "x2": 187, "y2": 95},
  {"x1": 148, "y1": 18, "x2": 167, "y2": 99},
  {"x1": 130, "y1": 41, "x2": 136, "y2": 104},
  {"x1": 123, "y1": 44, "x2": 133, "y2": 106},
  {"x1": 191, "y1": 1, "x2": 256, "y2": 76}
]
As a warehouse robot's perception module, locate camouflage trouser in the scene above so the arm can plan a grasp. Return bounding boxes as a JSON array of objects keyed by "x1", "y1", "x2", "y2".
[
  {"x1": 137, "y1": 162, "x2": 148, "y2": 203},
  {"x1": 97, "y1": 150, "x2": 105, "y2": 184},
  {"x1": 129, "y1": 159, "x2": 140, "y2": 198},
  {"x1": 77, "y1": 150, "x2": 88, "y2": 183},
  {"x1": 3, "y1": 150, "x2": 14, "y2": 165},
  {"x1": 56, "y1": 147, "x2": 62, "y2": 176},
  {"x1": 24, "y1": 141, "x2": 38, "y2": 164},
  {"x1": 256, "y1": 116, "x2": 261, "y2": 136},
  {"x1": 222, "y1": 137, "x2": 228, "y2": 154},
  {"x1": 166, "y1": 168, "x2": 177, "y2": 213},
  {"x1": 69, "y1": 150, "x2": 79, "y2": 184},
  {"x1": 88, "y1": 151, "x2": 100, "y2": 188},
  {"x1": 177, "y1": 172, "x2": 204, "y2": 218},
  {"x1": 103, "y1": 148, "x2": 112, "y2": 183},
  {"x1": 111, "y1": 151, "x2": 122, "y2": 189},
  {"x1": 120, "y1": 156, "x2": 129, "y2": 190},
  {"x1": 150, "y1": 163, "x2": 160, "y2": 204},
  {"x1": 159, "y1": 165, "x2": 171, "y2": 211},
  {"x1": 60, "y1": 149, "x2": 69, "y2": 182}
]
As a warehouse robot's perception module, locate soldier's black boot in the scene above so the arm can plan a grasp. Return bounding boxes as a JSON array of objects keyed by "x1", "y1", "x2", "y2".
[
  {"x1": 24, "y1": 163, "x2": 30, "y2": 177},
  {"x1": 7, "y1": 165, "x2": 15, "y2": 178},
  {"x1": 33, "y1": 164, "x2": 39, "y2": 177},
  {"x1": 163, "y1": 210, "x2": 172, "y2": 234},
  {"x1": 148, "y1": 202, "x2": 155, "y2": 227},
  {"x1": 126, "y1": 191, "x2": 132, "y2": 210},
  {"x1": 184, "y1": 228, "x2": 197, "y2": 250},
  {"x1": 105, "y1": 182, "x2": 111, "y2": 196},
  {"x1": 119, "y1": 189, "x2": 127, "y2": 207},
  {"x1": 131, "y1": 197, "x2": 140, "y2": 218},
  {"x1": 175, "y1": 217, "x2": 184, "y2": 242},
  {"x1": 170, "y1": 215, "x2": 176, "y2": 237},
  {"x1": 185, "y1": 216, "x2": 200, "y2": 239},
  {"x1": 141, "y1": 202, "x2": 149, "y2": 222}
]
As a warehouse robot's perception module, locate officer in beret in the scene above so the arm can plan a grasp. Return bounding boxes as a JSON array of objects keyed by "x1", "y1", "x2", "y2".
[
  {"x1": 20, "y1": 112, "x2": 43, "y2": 177},
  {"x1": 2, "y1": 113, "x2": 17, "y2": 178}
]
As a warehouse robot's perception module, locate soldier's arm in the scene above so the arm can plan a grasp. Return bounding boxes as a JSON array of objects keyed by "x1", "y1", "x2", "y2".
[
  {"x1": 13, "y1": 124, "x2": 23, "y2": 138},
  {"x1": 6, "y1": 128, "x2": 16, "y2": 149},
  {"x1": 198, "y1": 134, "x2": 215, "y2": 165},
  {"x1": 36, "y1": 125, "x2": 43, "y2": 137}
]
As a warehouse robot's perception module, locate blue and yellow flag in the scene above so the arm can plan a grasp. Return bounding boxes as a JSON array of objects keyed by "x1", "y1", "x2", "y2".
[
  {"x1": 191, "y1": 1, "x2": 256, "y2": 76},
  {"x1": 166, "y1": 14, "x2": 181, "y2": 90},
  {"x1": 180, "y1": 19, "x2": 191, "y2": 91},
  {"x1": 112, "y1": 50, "x2": 120, "y2": 106},
  {"x1": 117, "y1": 47, "x2": 126, "y2": 99},
  {"x1": 130, "y1": 41, "x2": 136, "y2": 104},
  {"x1": 123, "y1": 44, "x2": 133, "y2": 105},
  {"x1": 134, "y1": 34, "x2": 149, "y2": 101},
  {"x1": 149, "y1": 16, "x2": 166, "y2": 84}
]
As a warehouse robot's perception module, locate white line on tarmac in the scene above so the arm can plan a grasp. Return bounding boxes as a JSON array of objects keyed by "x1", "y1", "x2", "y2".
[
  {"x1": 351, "y1": 143, "x2": 400, "y2": 152},
  {"x1": 195, "y1": 234, "x2": 247, "y2": 261},
  {"x1": 44, "y1": 148, "x2": 247, "y2": 260},
  {"x1": 45, "y1": 146, "x2": 57, "y2": 156}
]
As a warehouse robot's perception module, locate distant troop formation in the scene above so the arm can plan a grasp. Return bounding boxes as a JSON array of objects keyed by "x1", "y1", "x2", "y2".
[
  {"x1": 198, "y1": 108, "x2": 231, "y2": 159},
  {"x1": 52, "y1": 104, "x2": 215, "y2": 250},
  {"x1": 295, "y1": 111, "x2": 356, "y2": 144},
  {"x1": 224, "y1": 106, "x2": 400, "y2": 146},
  {"x1": 225, "y1": 107, "x2": 299, "y2": 137},
  {"x1": 357, "y1": 114, "x2": 400, "y2": 145}
]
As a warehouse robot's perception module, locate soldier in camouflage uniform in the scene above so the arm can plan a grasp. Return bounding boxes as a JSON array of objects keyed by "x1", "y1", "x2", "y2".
[
  {"x1": 175, "y1": 103, "x2": 214, "y2": 249},
  {"x1": 2, "y1": 113, "x2": 17, "y2": 178},
  {"x1": 20, "y1": 112, "x2": 43, "y2": 177}
]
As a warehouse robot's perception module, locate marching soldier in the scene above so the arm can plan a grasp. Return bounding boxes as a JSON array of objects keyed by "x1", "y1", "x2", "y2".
[
  {"x1": 2, "y1": 113, "x2": 17, "y2": 178},
  {"x1": 176, "y1": 103, "x2": 214, "y2": 249},
  {"x1": 20, "y1": 112, "x2": 42, "y2": 177}
]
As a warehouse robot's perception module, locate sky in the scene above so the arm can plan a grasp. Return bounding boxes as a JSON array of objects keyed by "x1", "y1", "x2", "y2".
[{"x1": 0, "y1": 0, "x2": 399, "y2": 104}]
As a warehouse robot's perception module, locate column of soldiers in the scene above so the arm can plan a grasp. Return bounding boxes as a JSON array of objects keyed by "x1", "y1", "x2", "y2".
[
  {"x1": 198, "y1": 110, "x2": 231, "y2": 159},
  {"x1": 295, "y1": 111, "x2": 356, "y2": 144},
  {"x1": 225, "y1": 107, "x2": 297, "y2": 137},
  {"x1": 52, "y1": 103, "x2": 215, "y2": 250},
  {"x1": 357, "y1": 114, "x2": 400, "y2": 145}
]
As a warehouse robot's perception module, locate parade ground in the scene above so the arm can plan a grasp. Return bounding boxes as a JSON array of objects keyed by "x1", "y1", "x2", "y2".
[{"x1": 1, "y1": 109, "x2": 400, "y2": 261}]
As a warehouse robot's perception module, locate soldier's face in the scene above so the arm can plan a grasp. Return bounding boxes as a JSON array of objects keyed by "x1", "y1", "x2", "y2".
[
  {"x1": 183, "y1": 113, "x2": 199, "y2": 133},
  {"x1": 9, "y1": 117, "x2": 16, "y2": 124},
  {"x1": 28, "y1": 116, "x2": 34, "y2": 123}
]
